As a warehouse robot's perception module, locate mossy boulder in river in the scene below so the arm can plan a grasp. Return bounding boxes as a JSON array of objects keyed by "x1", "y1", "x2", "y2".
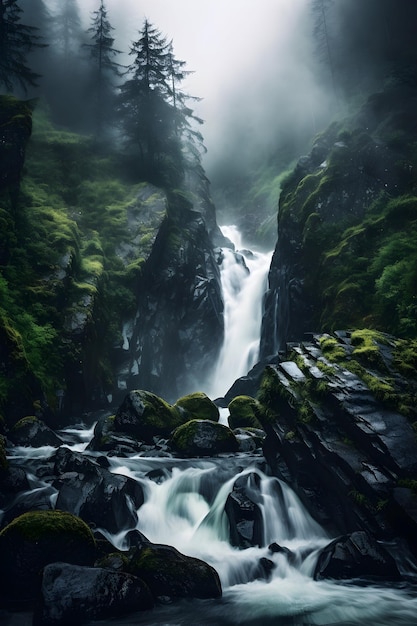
[
  {"x1": 114, "y1": 389, "x2": 185, "y2": 443},
  {"x1": 8, "y1": 415, "x2": 63, "y2": 448},
  {"x1": 170, "y1": 419, "x2": 239, "y2": 456},
  {"x1": 0, "y1": 510, "x2": 96, "y2": 606},
  {"x1": 228, "y1": 395, "x2": 263, "y2": 430},
  {"x1": 174, "y1": 391, "x2": 219, "y2": 422},
  {"x1": 128, "y1": 543, "x2": 222, "y2": 600}
]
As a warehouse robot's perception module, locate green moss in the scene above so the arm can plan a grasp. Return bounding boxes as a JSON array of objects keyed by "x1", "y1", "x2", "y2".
[
  {"x1": 12, "y1": 415, "x2": 38, "y2": 430},
  {"x1": 174, "y1": 392, "x2": 219, "y2": 422},
  {"x1": 393, "y1": 339, "x2": 417, "y2": 377},
  {"x1": 319, "y1": 336, "x2": 347, "y2": 362},
  {"x1": 0, "y1": 510, "x2": 95, "y2": 546},
  {"x1": 350, "y1": 329, "x2": 390, "y2": 370},
  {"x1": 228, "y1": 395, "x2": 262, "y2": 429}
]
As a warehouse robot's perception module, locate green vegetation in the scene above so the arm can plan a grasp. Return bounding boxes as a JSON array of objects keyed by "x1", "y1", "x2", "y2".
[
  {"x1": 0, "y1": 510, "x2": 95, "y2": 545},
  {"x1": 174, "y1": 392, "x2": 219, "y2": 422},
  {"x1": 227, "y1": 395, "x2": 263, "y2": 430},
  {"x1": 0, "y1": 100, "x2": 169, "y2": 422}
]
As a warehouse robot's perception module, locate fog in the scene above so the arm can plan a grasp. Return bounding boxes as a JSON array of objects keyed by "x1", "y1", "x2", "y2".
[{"x1": 69, "y1": 0, "x2": 332, "y2": 178}]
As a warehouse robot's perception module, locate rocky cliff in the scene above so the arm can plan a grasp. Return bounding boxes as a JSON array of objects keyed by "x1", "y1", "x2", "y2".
[{"x1": 260, "y1": 83, "x2": 417, "y2": 355}]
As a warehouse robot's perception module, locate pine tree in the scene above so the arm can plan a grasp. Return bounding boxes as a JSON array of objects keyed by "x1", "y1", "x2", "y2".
[
  {"x1": 0, "y1": 0, "x2": 45, "y2": 93},
  {"x1": 52, "y1": 0, "x2": 83, "y2": 59},
  {"x1": 118, "y1": 19, "x2": 204, "y2": 185},
  {"x1": 84, "y1": 0, "x2": 122, "y2": 136}
]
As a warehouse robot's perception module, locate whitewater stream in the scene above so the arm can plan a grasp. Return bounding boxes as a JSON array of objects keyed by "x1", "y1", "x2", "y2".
[{"x1": 4, "y1": 226, "x2": 417, "y2": 625}]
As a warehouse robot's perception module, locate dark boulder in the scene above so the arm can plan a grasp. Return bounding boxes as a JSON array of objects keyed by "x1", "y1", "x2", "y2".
[
  {"x1": 54, "y1": 447, "x2": 144, "y2": 533},
  {"x1": 224, "y1": 472, "x2": 264, "y2": 548},
  {"x1": 114, "y1": 389, "x2": 184, "y2": 443},
  {"x1": 33, "y1": 562, "x2": 154, "y2": 626},
  {"x1": 170, "y1": 419, "x2": 239, "y2": 456},
  {"x1": 8, "y1": 416, "x2": 63, "y2": 448},
  {"x1": 87, "y1": 413, "x2": 143, "y2": 454},
  {"x1": 0, "y1": 510, "x2": 96, "y2": 606},
  {"x1": 174, "y1": 391, "x2": 219, "y2": 422},
  {"x1": 128, "y1": 543, "x2": 222, "y2": 600},
  {"x1": 314, "y1": 531, "x2": 402, "y2": 581}
]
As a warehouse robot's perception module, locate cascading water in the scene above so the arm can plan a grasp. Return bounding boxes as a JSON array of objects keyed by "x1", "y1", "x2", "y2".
[
  {"x1": 4, "y1": 226, "x2": 417, "y2": 625},
  {"x1": 207, "y1": 225, "x2": 273, "y2": 399}
]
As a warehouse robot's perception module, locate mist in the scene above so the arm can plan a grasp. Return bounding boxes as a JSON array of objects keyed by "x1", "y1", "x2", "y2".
[{"x1": 46, "y1": 0, "x2": 332, "y2": 186}]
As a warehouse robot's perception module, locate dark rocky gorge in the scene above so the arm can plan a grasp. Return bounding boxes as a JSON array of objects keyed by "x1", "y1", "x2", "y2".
[{"x1": 2, "y1": 85, "x2": 417, "y2": 624}]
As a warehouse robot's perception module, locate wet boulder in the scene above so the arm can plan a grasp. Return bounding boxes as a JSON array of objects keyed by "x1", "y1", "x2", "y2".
[
  {"x1": 54, "y1": 447, "x2": 144, "y2": 533},
  {"x1": 114, "y1": 390, "x2": 185, "y2": 443},
  {"x1": 87, "y1": 413, "x2": 144, "y2": 454},
  {"x1": 224, "y1": 472, "x2": 264, "y2": 548},
  {"x1": 228, "y1": 395, "x2": 263, "y2": 430},
  {"x1": 0, "y1": 510, "x2": 96, "y2": 606},
  {"x1": 33, "y1": 562, "x2": 154, "y2": 626},
  {"x1": 170, "y1": 419, "x2": 239, "y2": 456},
  {"x1": 8, "y1": 416, "x2": 63, "y2": 448},
  {"x1": 174, "y1": 391, "x2": 219, "y2": 422},
  {"x1": 128, "y1": 543, "x2": 222, "y2": 600},
  {"x1": 314, "y1": 531, "x2": 402, "y2": 581}
]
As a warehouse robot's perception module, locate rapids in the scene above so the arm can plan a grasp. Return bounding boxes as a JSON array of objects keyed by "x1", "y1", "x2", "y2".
[{"x1": 3, "y1": 226, "x2": 417, "y2": 625}]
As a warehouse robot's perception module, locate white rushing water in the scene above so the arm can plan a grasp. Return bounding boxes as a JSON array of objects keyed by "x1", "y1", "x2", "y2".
[
  {"x1": 207, "y1": 225, "x2": 273, "y2": 399},
  {"x1": 102, "y1": 453, "x2": 417, "y2": 626},
  {"x1": 5, "y1": 416, "x2": 417, "y2": 626}
]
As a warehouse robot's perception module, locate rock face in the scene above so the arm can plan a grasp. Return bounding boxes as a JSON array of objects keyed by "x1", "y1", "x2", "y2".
[
  {"x1": 117, "y1": 205, "x2": 224, "y2": 402},
  {"x1": 256, "y1": 331, "x2": 417, "y2": 556},
  {"x1": 260, "y1": 85, "x2": 417, "y2": 354}
]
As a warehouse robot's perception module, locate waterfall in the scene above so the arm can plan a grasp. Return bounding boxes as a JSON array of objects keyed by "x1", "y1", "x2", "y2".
[{"x1": 207, "y1": 225, "x2": 273, "y2": 399}]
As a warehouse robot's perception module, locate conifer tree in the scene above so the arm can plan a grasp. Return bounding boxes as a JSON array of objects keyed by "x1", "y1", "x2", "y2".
[
  {"x1": 84, "y1": 0, "x2": 122, "y2": 136},
  {"x1": 0, "y1": 0, "x2": 45, "y2": 93},
  {"x1": 118, "y1": 19, "x2": 204, "y2": 185}
]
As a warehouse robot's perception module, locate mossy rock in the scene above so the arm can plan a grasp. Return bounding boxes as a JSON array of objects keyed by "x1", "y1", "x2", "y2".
[
  {"x1": 174, "y1": 391, "x2": 219, "y2": 422},
  {"x1": 170, "y1": 419, "x2": 239, "y2": 456},
  {"x1": 114, "y1": 390, "x2": 185, "y2": 443},
  {"x1": 128, "y1": 544, "x2": 222, "y2": 600},
  {"x1": 228, "y1": 395, "x2": 263, "y2": 430},
  {"x1": 0, "y1": 510, "x2": 96, "y2": 606},
  {"x1": 9, "y1": 415, "x2": 63, "y2": 448}
]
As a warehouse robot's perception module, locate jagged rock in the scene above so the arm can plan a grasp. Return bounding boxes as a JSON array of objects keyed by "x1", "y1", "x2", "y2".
[
  {"x1": 33, "y1": 562, "x2": 154, "y2": 625},
  {"x1": 0, "y1": 510, "x2": 96, "y2": 606},
  {"x1": 8, "y1": 416, "x2": 63, "y2": 448},
  {"x1": 119, "y1": 209, "x2": 224, "y2": 402},
  {"x1": 127, "y1": 543, "x2": 222, "y2": 600},
  {"x1": 114, "y1": 389, "x2": 185, "y2": 443},
  {"x1": 87, "y1": 413, "x2": 143, "y2": 453},
  {"x1": 224, "y1": 472, "x2": 264, "y2": 548},
  {"x1": 259, "y1": 333, "x2": 417, "y2": 547},
  {"x1": 54, "y1": 447, "x2": 144, "y2": 533},
  {"x1": 170, "y1": 419, "x2": 239, "y2": 456},
  {"x1": 314, "y1": 531, "x2": 402, "y2": 581}
]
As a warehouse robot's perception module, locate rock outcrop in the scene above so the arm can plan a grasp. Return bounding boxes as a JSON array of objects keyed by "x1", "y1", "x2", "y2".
[
  {"x1": 260, "y1": 84, "x2": 417, "y2": 355},
  {"x1": 255, "y1": 330, "x2": 417, "y2": 559}
]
